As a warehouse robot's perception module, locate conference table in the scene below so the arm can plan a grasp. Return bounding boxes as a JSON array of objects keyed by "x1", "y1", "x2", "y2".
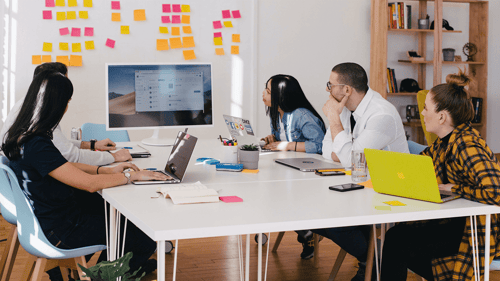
[{"x1": 101, "y1": 138, "x2": 500, "y2": 281}]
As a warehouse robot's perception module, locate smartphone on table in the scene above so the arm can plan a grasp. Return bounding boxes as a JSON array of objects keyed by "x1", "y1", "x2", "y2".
[
  {"x1": 315, "y1": 169, "x2": 345, "y2": 176},
  {"x1": 329, "y1": 183, "x2": 364, "y2": 192}
]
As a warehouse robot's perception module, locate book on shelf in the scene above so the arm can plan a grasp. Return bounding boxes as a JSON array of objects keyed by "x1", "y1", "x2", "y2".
[
  {"x1": 388, "y1": 2, "x2": 412, "y2": 29},
  {"x1": 386, "y1": 68, "x2": 399, "y2": 93}
]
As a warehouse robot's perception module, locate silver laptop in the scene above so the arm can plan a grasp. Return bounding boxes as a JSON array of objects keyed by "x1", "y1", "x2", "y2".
[
  {"x1": 133, "y1": 131, "x2": 197, "y2": 185},
  {"x1": 223, "y1": 114, "x2": 278, "y2": 152},
  {"x1": 274, "y1": 157, "x2": 342, "y2": 172}
]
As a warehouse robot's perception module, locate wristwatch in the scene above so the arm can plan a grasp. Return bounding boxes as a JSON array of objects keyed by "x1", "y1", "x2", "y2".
[
  {"x1": 90, "y1": 139, "x2": 97, "y2": 151},
  {"x1": 123, "y1": 172, "x2": 131, "y2": 184}
]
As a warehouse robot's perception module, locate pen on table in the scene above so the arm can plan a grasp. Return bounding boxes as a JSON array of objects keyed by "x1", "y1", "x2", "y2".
[{"x1": 116, "y1": 146, "x2": 133, "y2": 149}]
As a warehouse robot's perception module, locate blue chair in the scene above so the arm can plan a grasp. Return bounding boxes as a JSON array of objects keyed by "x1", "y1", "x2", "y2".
[
  {"x1": 1, "y1": 159, "x2": 106, "y2": 281},
  {"x1": 408, "y1": 140, "x2": 427, "y2": 155},
  {"x1": 81, "y1": 123, "x2": 130, "y2": 142}
]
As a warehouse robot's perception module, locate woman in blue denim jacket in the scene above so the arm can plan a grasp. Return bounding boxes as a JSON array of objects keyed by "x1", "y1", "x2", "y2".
[{"x1": 261, "y1": 75, "x2": 326, "y2": 154}]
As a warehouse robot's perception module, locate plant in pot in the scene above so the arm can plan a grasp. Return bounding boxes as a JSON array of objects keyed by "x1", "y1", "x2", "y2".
[
  {"x1": 239, "y1": 144, "x2": 259, "y2": 170},
  {"x1": 77, "y1": 252, "x2": 144, "y2": 281}
]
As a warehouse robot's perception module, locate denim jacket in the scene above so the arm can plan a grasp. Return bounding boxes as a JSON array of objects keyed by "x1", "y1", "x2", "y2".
[{"x1": 271, "y1": 108, "x2": 326, "y2": 154}]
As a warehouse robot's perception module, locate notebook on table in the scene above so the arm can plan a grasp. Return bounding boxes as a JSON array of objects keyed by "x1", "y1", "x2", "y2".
[
  {"x1": 223, "y1": 114, "x2": 279, "y2": 152},
  {"x1": 364, "y1": 148, "x2": 460, "y2": 203},
  {"x1": 274, "y1": 157, "x2": 342, "y2": 172}
]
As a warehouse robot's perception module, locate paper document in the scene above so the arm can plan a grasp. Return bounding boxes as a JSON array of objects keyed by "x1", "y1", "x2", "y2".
[{"x1": 157, "y1": 182, "x2": 219, "y2": 204}]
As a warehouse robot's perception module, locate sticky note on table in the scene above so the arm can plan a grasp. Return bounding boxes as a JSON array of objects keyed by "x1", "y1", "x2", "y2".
[
  {"x1": 79, "y1": 11, "x2": 88, "y2": 19},
  {"x1": 156, "y1": 39, "x2": 169, "y2": 51},
  {"x1": 232, "y1": 10, "x2": 241, "y2": 18},
  {"x1": 55, "y1": 0, "x2": 65, "y2": 7},
  {"x1": 214, "y1": 37, "x2": 223, "y2": 46},
  {"x1": 232, "y1": 34, "x2": 240, "y2": 43},
  {"x1": 32, "y1": 55, "x2": 42, "y2": 65},
  {"x1": 215, "y1": 48, "x2": 224, "y2": 55},
  {"x1": 69, "y1": 55, "x2": 82, "y2": 66},
  {"x1": 359, "y1": 179, "x2": 373, "y2": 189},
  {"x1": 223, "y1": 21, "x2": 233, "y2": 28},
  {"x1": 105, "y1": 38, "x2": 115, "y2": 48},
  {"x1": 43, "y1": 42, "x2": 52, "y2": 52},
  {"x1": 214, "y1": 32, "x2": 222, "y2": 38},
  {"x1": 111, "y1": 1, "x2": 120, "y2": 10},
  {"x1": 213, "y1": 21, "x2": 222, "y2": 29},
  {"x1": 59, "y1": 42, "x2": 69, "y2": 51},
  {"x1": 67, "y1": 11, "x2": 76, "y2": 20},
  {"x1": 56, "y1": 55, "x2": 69, "y2": 65},
  {"x1": 231, "y1": 45, "x2": 239, "y2": 54},
  {"x1": 56, "y1": 12, "x2": 66, "y2": 21},
  {"x1": 112, "y1": 13, "x2": 121, "y2": 22},
  {"x1": 68, "y1": 0, "x2": 77, "y2": 7},
  {"x1": 85, "y1": 41, "x2": 94, "y2": 50},
  {"x1": 42, "y1": 55, "x2": 52, "y2": 63},
  {"x1": 384, "y1": 200, "x2": 407, "y2": 206},
  {"x1": 172, "y1": 15, "x2": 181, "y2": 24},
  {"x1": 181, "y1": 15, "x2": 190, "y2": 24},
  {"x1": 121, "y1": 26, "x2": 130, "y2": 34},
  {"x1": 84, "y1": 27, "x2": 93, "y2": 36},
  {"x1": 161, "y1": 16, "x2": 170, "y2": 23},
  {"x1": 134, "y1": 9, "x2": 146, "y2": 21},
  {"x1": 183, "y1": 50, "x2": 196, "y2": 60},
  {"x1": 222, "y1": 10, "x2": 231, "y2": 19},
  {"x1": 159, "y1": 26, "x2": 168, "y2": 34},
  {"x1": 182, "y1": 36, "x2": 195, "y2": 48},
  {"x1": 182, "y1": 26, "x2": 192, "y2": 34},
  {"x1": 71, "y1": 28, "x2": 81, "y2": 37},
  {"x1": 172, "y1": 4, "x2": 181, "y2": 12},
  {"x1": 220, "y1": 196, "x2": 243, "y2": 203},
  {"x1": 375, "y1": 206, "x2": 391, "y2": 211},
  {"x1": 43, "y1": 11, "x2": 52, "y2": 20},
  {"x1": 162, "y1": 4, "x2": 171, "y2": 13},
  {"x1": 72, "y1": 43, "x2": 81, "y2": 52},
  {"x1": 242, "y1": 169, "x2": 259, "y2": 173},
  {"x1": 181, "y1": 5, "x2": 190, "y2": 12},
  {"x1": 83, "y1": 0, "x2": 92, "y2": 7},
  {"x1": 45, "y1": 0, "x2": 55, "y2": 7},
  {"x1": 170, "y1": 37, "x2": 182, "y2": 49},
  {"x1": 171, "y1": 27, "x2": 180, "y2": 36}
]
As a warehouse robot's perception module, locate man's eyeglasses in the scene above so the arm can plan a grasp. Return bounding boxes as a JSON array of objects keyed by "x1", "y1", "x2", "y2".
[{"x1": 327, "y1": 81, "x2": 346, "y2": 90}]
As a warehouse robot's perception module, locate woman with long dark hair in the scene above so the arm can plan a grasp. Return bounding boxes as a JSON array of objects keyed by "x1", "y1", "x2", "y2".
[{"x1": 262, "y1": 74, "x2": 325, "y2": 154}]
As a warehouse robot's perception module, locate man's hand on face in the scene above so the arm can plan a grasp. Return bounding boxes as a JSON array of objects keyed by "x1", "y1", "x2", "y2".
[{"x1": 323, "y1": 92, "x2": 350, "y2": 120}]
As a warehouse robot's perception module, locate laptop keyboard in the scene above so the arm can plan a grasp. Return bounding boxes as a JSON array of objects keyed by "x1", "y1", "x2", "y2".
[{"x1": 154, "y1": 170, "x2": 175, "y2": 181}]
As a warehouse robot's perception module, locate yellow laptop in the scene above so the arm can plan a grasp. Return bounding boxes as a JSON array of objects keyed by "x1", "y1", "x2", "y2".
[{"x1": 364, "y1": 148, "x2": 460, "y2": 203}]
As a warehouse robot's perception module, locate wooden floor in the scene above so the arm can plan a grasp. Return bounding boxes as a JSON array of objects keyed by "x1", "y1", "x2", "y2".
[{"x1": 1, "y1": 216, "x2": 499, "y2": 281}]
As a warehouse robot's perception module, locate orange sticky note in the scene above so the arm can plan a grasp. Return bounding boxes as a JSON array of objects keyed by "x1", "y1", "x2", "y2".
[
  {"x1": 68, "y1": 0, "x2": 77, "y2": 7},
  {"x1": 121, "y1": 26, "x2": 130, "y2": 34},
  {"x1": 183, "y1": 50, "x2": 196, "y2": 60},
  {"x1": 182, "y1": 26, "x2": 192, "y2": 34},
  {"x1": 242, "y1": 169, "x2": 259, "y2": 173},
  {"x1": 181, "y1": 15, "x2": 190, "y2": 24},
  {"x1": 69, "y1": 55, "x2": 82, "y2": 66},
  {"x1": 231, "y1": 45, "x2": 239, "y2": 54},
  {"x1": 214, "y1": 37, "x2": 222, "y2": 46},
  {"x1": 43, "y1": 42, "x2": 52, "y2": 52},
  {"x1": 134, "y1": 9, "x2": 146, "y2": 21},
  {"x1": 56, "y1": 55, "x2": 69, "y2": 66},
  {"x1": 112, "y1": 13, "x2": 121, "y2": 22},
  {"x1": 85, "y1": 41, "x2": 94, "y2": 50},
  {"x1": 59, "y1": 42, "x2": 69, "y2": 51},
  {"x1": 181, "y1": 4, "x2": 190, "y2": 12},
  {"x1": 42, "y1": 55, "x2": 52, "y2": 63},
  {"x1": 232, "y1": 34, "x2": 240, "y2": 43},
  {"x1": 32, "y1": 55, "x2": 42, "y2": 65},
  {"x1": 171, "y1": 27, "x2": 180, "y2": 36},
  {"x1": 182, "y1": 36, "x2": 195, "y2": 48},
  {"x1": 170, "y1": 37, "x2": 182, "y2": 49},
  {"x1": 215, "y1": 48, "x2": 224, "y2": 55},
  {"x1": 79, "y1": 11, "x2": 88, "y2": 19},
  {"x1": 67, "y1": 11, "x2": 76, "y2": 20},
  {"x1": 83, "y1": 0, "x2": 92, "y2": 7},
  {"x1": 156, "y1": 39, "x2": 169, "y2": 51},
  {"x1": 55, "y1": 0, "x2": 65, "y2": 7},
  {"x1": 359, "y1": 179, "x2": 373, "y2": 189},
  {"x1": 159, "y1": 26, "x2": 168, "y2": 34},
  {"x1": 223, "y1": 21, "x2": 233, "y2": 28},
  {"x1": 72, "y1": 43, "x2": 81, "y2": 52},
  {"x1": 56, "y1": 12, "x2": 66, "y2": 21}
]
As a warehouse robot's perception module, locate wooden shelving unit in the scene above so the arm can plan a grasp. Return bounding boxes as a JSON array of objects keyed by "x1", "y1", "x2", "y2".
[{"x1": 370, "y1": 0, "x2": 488, "y2": 144}]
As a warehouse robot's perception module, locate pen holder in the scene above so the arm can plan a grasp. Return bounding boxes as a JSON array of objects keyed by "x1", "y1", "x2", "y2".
[{"x1": 222, "y1": 145, "x2": 239, "y2": 163}]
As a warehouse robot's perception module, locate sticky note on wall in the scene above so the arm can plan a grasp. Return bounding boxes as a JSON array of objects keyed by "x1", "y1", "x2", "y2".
[
  {"x1": 171, "y1": 27, "x2": 180, "y2": 36},
  {"x1": 83, "y1": 0, "x2": 92, "y2": 8},
  {"x1": 45, "y1": 0, "x2": 55, "y2": 7},
  {"x1": 232, "y1": 10, "x2": 241, "y2": 18},
  {"x1": 121, "y1": 26, "x2": 130, "y2": 34},
  {"x1": 84, "y1": 27, "x2": 94, "y2": 36},
  {"x1": 181, "y1": 5, "x2": 190, "y2": 12},
  {"x1": 170, "y1": 37, "x2": 182, "y2": 49},
  {"x1": 43, "y1": 42, "x2": 53, "y2": 52},
  {"x1": 55, "y1": 0, "x2": 65, "y2": 7},
  {"x1": 72, "y1": 43, "x2": 81, "y2": 52},
  {"x1": 106, "y1": 39, "x2": 116, "y2": 48},
  {"x1": 182, "y1": 26, "x2": 192, "y2": 34},
  {"x1": 156, "y1": 39, "x2": 169, "y2": 51},
  {"x1": 232, "y1": 34, "x2": 240, "y2": 42},
  {"x1": 67, "y1": 11, "x2": 77, "y2": 20},
  {"x1": 79, "y1": 11, "x2": 88, "y2": 19},
  {"x1": 59, "y1": 42, "x2": 69, "y2": 51},
  {"x1": 214, "y1": 32, "x2": 222, "y2": 38},
  {"x1": 231, "y1": 45, "x2": 239, "y2": 54},
  {"x1": 162, "y1": 16, "x2": 170, "y2": 23},
  {"x1": 71, "y1": 28, "x2": 81, "y2": 37},
  {"x1": 85, "y1": 41, "x2": 95, "y2": 50},
  {"x1": 172, "y1": 4, "x2": 181, "y2": 12},
  {"x1": 56, "y1": 12, "x2": 66, "y2": 21},
  {"x1": 112, "y1": 13, "x2": 121, "y2": 22},
  {"x1": 223, "y1": 21, "x2": 233, "y2": 28},
  {"x1": 181, "y1": 15, "x2": 190, "y2": 24},
  {"x1": 60, "y1": 27, "x2": 69, "y2": 35},
  {"x1": 182, "y1": 36, "x2": 195, "y2": 48},
  {"x1": 222, "y1": 10, "x2": 231, "y2": 19},
  {"x1": 43, "y1": 11, "x2": 52, "y2": 20},
  {"x1": 56, "y1": 55, "x2": 69, "y2": 65},
  {"x1": 111, "y1": 1, "x2": 120, "y2": 10},
  {"x1": 163, "y1": 4, "x2": 171, "y2": 13},
  {"x1": 172, "y1": 15, "x2": 180, "y2": 24},
  {"x1": 134, "y1": 9, "x2": 146, "y2": 21},
  {"x1": 159, "y1": 26, "x2": 168, "y2": 34},
  {"x1": 183, "y1": 50, "x2": 196, "y2": 60},
  {"x1": 68, "y1": 0, "x2": 77, "y2": 7},
  {"x1": 32, "y1": 55, "x2": 42, "y2": 64},
  {"x1": 215, "y1": 48, "x2": 224, "y2": 55},
  {"x1": 213, "y1": 21, "x2": 222, "y2": 29},
  {"x1": 213, "y1": 37, "x2": 222, "y2": 46},
  {"x1": 69, "y1": 55, "x2": 82, "y2": 66},
  {"x1": 42, "y1": 55, "x2": 52, "y2": 63}
]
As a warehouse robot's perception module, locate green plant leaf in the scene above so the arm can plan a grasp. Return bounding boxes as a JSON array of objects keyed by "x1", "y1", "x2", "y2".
[{"x1": 77, "y1": 252, "x2": 144, "y2": 281}]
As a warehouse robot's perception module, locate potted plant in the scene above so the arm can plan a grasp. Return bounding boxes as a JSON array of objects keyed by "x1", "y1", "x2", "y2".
[
  {"x1": 77, "y1": 252, "x2": 144, "y2": 281},
  {"x1": 239, "y1": 144, "x2": 259, "y2": 169}
]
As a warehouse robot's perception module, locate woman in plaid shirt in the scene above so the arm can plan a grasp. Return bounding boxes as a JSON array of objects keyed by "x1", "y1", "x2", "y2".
[{"x1": 381, "y1": 69, "x2": 500, "y2": 281}]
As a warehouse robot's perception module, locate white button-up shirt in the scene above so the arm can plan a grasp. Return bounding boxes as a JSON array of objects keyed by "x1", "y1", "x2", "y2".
[{"x1": 322, "y1": 88, "x2": 409, "y2": 167}]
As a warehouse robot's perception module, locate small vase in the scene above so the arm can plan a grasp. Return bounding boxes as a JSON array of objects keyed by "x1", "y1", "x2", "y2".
[{"x1": 238, "y1": 149, "x2": 259, "y2": 169}]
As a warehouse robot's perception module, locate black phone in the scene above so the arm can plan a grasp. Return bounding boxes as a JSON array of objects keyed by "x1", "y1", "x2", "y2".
[
  {"x1": 315, "y1": 170, "x2": 345, "y2": 176},
  {"x1": 329, "y1": 183, "x2": 364, "y2": 192}
]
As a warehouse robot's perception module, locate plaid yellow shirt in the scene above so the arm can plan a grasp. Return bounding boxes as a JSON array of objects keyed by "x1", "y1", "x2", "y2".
[{"x1": 412, "y1": 123, "x2": 500, "y2": 280}]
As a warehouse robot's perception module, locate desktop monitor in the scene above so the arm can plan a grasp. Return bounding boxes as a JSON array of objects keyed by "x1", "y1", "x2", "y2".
[{"x1": 106, "y1": 63, "x2": 213, "y2": 146}]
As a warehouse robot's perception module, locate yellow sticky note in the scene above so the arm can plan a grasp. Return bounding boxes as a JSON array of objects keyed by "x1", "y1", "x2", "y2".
[
  {"x1": 182, "y1": 36, "x2": 195, "y2": 48},
  {"x1": 242, "y1": 169, "x2": 259, "y2": 173},
  {"x1": 121, "y1": 26, "x2": 130, "y2": 34},
  {"x1": 83, "y1": 0, "x2": 92, "y2": 8},
  {"x1": 56, "y1": 55, "x2": 69, "y2": 66},
  {"x1": 159, "y1": 26, "x2": 168, "y2": 34},
  {"x1": 384, "y1": 200, "x2": 407, "y2": 206},
  {"x1": 181, "y1": 5, "x2": 190, "y2": 12},
  {"x1": 68, "y1": 0, "x2": 77, "y2": 7},
  {"x1": 79, "y1": 11, "x2": 89, "y2": 19},
  {"x1": 112, "y1": 13, "x2": 121, "y2": 22},
  {"x1": 170, "y1": 37, "x2": 182, "y2": 49},
  {"x1": 375, "y1": 206, "x2": 391, "y2": 211},
  {"x1": 156, "y1": 39, "x2": 169, "y2": 51},
  {"x1": 134, "y1": 9, "x2": 146, "y2": 21},
  {"x1": 72, "y1": 43, "x2": 81, "y2": 52},
  {"x1": 215, "y1": 48, "x2": 224, "y2": 55},
  {"x1": 32, "y1": 55, "x2": 42, "y2": 65},
  {"x1": 69, "y1": 55, "x2": 82, "y2": 66},
  {"x1": 231, "y1": 45, "x2": 239, "y2": 54},
  {"x1": 67, "y1": 11, "x2": 77, "y2": 20},
  {"x1": 181, "y1": 15, "x2": 190, "y2": 24},
  {"x1": 171, "y1": 27, "x2": 180, "y2": 36},
  {"x1": 183, "y1": 50, "x2": 196, "y2": 60},
  {"x1": 43, "y1": 42, "x2": 53, "y2": 52},
  {"x1": 182, "y1": 26, "x2": 192, "y2": 34},
  {"x1": 56, "y1": 12, "x2": 66, "y2": 21},
  {"x1": 223, "y1": 21, "x2": 233, "y2": 28},
  {"x1": 214, "y1": 37, "x2": 223, "y2": 46},
  {"x1": 232, "y1": 34, "x2": 240, "y2": 43},
  {"x1": 42, "y1": 55, "x2": 52, "y2": 63},
  {"x1": 85, "y1": 41, "x2": 94, "y2": 50},
  {"x1": 59, "y1": 42, "x2": 69, "y2": 51},
  {"x1": 55, "y1": 0, "x2": 65, "y2": 7}
]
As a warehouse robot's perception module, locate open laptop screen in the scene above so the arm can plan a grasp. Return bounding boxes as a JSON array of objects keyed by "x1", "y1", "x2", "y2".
[{"x1": 165, "y1": 131, "x2": 198, "y2": 181}]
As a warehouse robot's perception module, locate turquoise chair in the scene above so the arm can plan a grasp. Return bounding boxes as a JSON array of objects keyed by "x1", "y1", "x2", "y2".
[
  {"x1": 81, "y1": 123, "x2": 130, "y2": 142},
  {"x1": 408, "y1": 140, "x2": 427, "y2": 155},
  {"x1": 2, "y1": 158, "x2": 106, "y2": 281}
]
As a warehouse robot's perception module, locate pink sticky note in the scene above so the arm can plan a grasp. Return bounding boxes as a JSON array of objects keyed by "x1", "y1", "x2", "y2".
[
  {"x1": 84, "y1": 27, "x2": 94, "y2": 36},
  {"x1": 214, "y1": 32, "x2": 222, "y2": 38},
  {"x1": 220, "y1": 196, "x2": 243, "y2": 203},
  {"x1": 172, "y1": 4, "x2": 181, "y2": 12},
  {"x1": 111, "y1": 1, "x2": 120, "y2": 10},
  {"x1": 161, "y1": 16, "x2": 170, "y2": 23},
  {"x1": 59, "y1": 27, "x2": 70, "y2": 35},
  {"x1": 222, "y1": 10, "x2": 231, "y2": 19},
  {"x1": 45, "y1": 0, "x2": 55, "y2": 7},
  {"x1": 105, "y1": 39, "x2": 115, "y2": 48},
  {"x1": 172, "y1": 15, "x2": 181, "y2": 24},
  {"x1": 232, "y1": 10, "x2": 241, "y2": 18},
  {"x1": 213, "y1": 21, "x2": 223, "y2": 29},
  {"x1": 162, "y1": 4, "x2": 171, "y2": 13},
  {"x1": 43, "y1": 11, "x2": 52, "y2": 20},
  {"x1": 71, "y1": 28, "x2": 81, "y2": 37}
]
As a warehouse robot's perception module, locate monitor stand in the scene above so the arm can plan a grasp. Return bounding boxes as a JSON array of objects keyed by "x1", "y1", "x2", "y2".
[{"x1": 141, "y1": 129, "x2": 172, "y2": 146}]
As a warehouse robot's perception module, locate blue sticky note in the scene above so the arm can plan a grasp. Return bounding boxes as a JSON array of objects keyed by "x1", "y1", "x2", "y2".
[{"x1": 205, "y1": 159, "x2": 220, "y2": 165}]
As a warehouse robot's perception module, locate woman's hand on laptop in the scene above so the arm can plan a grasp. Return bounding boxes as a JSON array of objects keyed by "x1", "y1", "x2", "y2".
[
  {"x1": 438, "y1": 183, "x2": 455, "y2": 192},
  {"x1": 110, "y1": 163, "x2": 140, "y2": 174},
  {"x1": 261, "y1": 134, "x2": 276, "y2": 145},
  {"x1": 264, "y1": 141, "x2": 291, "y2": 151},
  {"x1": 131, "y1": 170, "x2": 172, "y2": 182}
]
